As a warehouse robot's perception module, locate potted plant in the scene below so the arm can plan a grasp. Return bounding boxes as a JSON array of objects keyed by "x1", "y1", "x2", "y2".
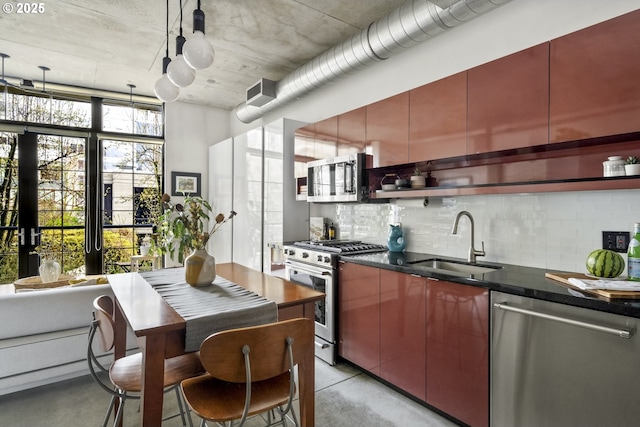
[
  {"x1": 157, "y1": 193, "x2": 236, "y2": 286},
  {"x1": 410, "y1": 166, "x2": 426, "y2": 189},
  {"x1": 625, "y1": 156, "x2": 640, "y2": 176}
]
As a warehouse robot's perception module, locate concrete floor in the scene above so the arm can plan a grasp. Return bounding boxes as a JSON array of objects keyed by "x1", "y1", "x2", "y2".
[{"x1": 0, "y1": 359, "x2": 459, "y2": 427}]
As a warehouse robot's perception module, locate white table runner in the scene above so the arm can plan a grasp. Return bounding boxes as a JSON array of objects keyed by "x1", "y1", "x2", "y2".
[{"x1": 141, "y1": 268, "x2": 278, "y2": 352}]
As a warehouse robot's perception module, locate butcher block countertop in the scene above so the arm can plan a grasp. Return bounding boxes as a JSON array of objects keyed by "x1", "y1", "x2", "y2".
[{"x1": 339, "y1": 251, "x2": 640, "y2": 319}]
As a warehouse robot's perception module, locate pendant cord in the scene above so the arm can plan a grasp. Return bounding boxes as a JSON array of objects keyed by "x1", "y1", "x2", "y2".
[{"x1": 165, "y1": 0, "x2": 170, "y2": 58}]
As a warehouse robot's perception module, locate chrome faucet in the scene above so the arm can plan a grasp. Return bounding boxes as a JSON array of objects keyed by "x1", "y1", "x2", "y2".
[{"x1": 451, "y1": 211, "x2": 485, "y2": 263}]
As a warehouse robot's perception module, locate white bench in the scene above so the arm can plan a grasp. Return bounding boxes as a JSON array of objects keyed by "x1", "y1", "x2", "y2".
[{"x1": 0, "y1": 284, "x2": 114, "y2": 395}]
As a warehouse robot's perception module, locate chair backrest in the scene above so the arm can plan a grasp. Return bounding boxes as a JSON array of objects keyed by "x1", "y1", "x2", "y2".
[
  {"x1": 199, "y1": 318, "x2": 314, "y2": 383},
  {"x1": 92, "y1": 295, "x2": 115, "y2": 353}
]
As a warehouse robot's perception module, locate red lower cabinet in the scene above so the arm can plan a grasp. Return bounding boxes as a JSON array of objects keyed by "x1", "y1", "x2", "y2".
[
  {"x1": 339, "y1": 263, "x2": 490, "y2": 427},
  {"x1": 426, "y1": 279, "x2": 489, "y2": 427},
  {"x1": 380, "y1": 270, "x2": 426, "y2": 401},
  {"x1": 338, "y1": 262, "x2": 381, "y2": 375}
]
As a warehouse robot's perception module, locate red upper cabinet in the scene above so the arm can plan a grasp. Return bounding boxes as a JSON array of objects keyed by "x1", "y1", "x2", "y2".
[
  {"x1": 337, "y1": 107, "x2": 366, "y2": 156},
  {"x1": 467, "y1": 43, "x2": 550, "y2": 154},
  {"x1": 366, "y1": 92, "x2": 409, "y2": 167},
  {"x1": 409, "y1": 72, "x2": 467, "y2": 161},
  {"x1": 550, "y1": 10, "x2": 640, "y2": 143},
  {"x1": 380, "y1": 270, "x2": 426, "y2": 401},
  {"x1": 426, "y1": 279, "x2": 489, "y2": 427},
  {"x1": 293, "y1": 124, "x2": 315, "y2": 178},
  {"x1": 314, "y1": 116, "x2": 338, "y2": 160}
]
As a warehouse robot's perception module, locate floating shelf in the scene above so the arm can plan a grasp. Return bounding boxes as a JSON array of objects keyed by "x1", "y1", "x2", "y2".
[{"x1": 369, "y1": 176, "x2": 640, "y2": 199}]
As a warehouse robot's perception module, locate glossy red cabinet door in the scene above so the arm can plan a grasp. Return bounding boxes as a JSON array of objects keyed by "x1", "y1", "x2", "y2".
[
  {"x1": 380, "y1": 270, "x2": 426, "y2": 400},
  {"x1": 338, "y1": 262, "x2": 381, "y2": 375},
  {"x1": 338, "y1": 107, "x2": 366, "y2": 156},
  {"x1": 550, "y1": 10, "x2": 640, "y2": 143},
  {"x1": 366, "y1": 92, "x2": 409, "y2": 167},
  {"x1": 314, "y1": 116, "x2": 338, "y2": 160},
  {"x1": 294, "y1": 124, "x2": 315, "y2": 178},
  {"x1": 426, "y1": 279, "x2": 489, "y2": 427},
  {"x1": 467, "y1": 43, "x2": 550, "y2": 154},
  {"x1": 409, "y1": 72, "x2": 467, "y2": 161}
]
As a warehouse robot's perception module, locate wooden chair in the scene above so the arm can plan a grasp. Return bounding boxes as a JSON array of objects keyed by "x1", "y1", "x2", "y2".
[
  {"x1": 180, "y1": 318, "x2": 314, "y2": 427},
  {"x1": 87, "y1": 295, "x2": 204, "y2": 427}
]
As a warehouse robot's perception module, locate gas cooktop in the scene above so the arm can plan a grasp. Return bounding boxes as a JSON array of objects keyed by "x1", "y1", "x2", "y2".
[{"x1": 290, "y1": 240, "x2": 387, "y2": 254}]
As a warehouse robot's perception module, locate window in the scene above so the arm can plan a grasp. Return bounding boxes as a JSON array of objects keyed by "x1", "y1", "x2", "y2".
[
  {"x1": 3, "y1": 92, "x2": 91, "y2": 127},
  {"x1": 0, "y1": 86, "x2": 163, "y2": 282},
  {"x1": 102, "y1": 104, "x2": 163, "y2": 136},
  {"x1": 102, "y1": 139, "x2": 163, "y2": 273}
]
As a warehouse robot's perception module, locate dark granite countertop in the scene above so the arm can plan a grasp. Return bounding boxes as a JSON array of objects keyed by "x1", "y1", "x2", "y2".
[{"x1": 339, "y1": 251, "x2": 640, "y2": 319}]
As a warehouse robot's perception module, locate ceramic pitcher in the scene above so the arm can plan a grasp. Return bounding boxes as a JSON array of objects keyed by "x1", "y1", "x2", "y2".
[{"x1": 387, "y1": 224, "x2": 406, "y2": 253}]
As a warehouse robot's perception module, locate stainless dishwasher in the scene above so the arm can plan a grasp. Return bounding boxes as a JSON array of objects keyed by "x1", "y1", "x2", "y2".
[{"x1": 491, "y1": 291, "x2": 640, "y2": 427}]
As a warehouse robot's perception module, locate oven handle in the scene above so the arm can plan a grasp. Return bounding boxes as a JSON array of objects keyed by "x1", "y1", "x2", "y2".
[
  {"x1": 315, "y1": 341, "x2": 330, "y2": 349},
  {"x1": 284, "y1": 261, "x2": 332, "y2": 277}
]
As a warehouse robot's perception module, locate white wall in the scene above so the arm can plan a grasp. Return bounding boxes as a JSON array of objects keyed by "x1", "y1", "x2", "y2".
[{"x1": 164, "y1": 101, "x2": 230, "y2": 204}]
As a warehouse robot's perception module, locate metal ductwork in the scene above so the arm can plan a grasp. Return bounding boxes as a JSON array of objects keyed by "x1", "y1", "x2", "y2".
[{"x1": 235, "y1": 0, "x2": 511, "y2": 123}]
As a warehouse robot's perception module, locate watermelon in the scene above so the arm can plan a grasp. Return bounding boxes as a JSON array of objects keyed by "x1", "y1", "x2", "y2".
[{"x1": 586, "y1": 249, "x2": 625, "y2": 278}]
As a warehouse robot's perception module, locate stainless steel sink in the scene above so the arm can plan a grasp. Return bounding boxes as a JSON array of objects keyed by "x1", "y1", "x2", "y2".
[{"x1": 408, "y1": 258, "x2": 502, "y2": 275}]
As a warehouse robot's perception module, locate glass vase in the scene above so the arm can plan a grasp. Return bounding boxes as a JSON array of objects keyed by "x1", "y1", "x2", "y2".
[
  {"x1": 184, "y1": 248, "x2": 216, "y2": 287},
  {"x1": 39, "y1": 259, "x2": 61, "y2": 283}
]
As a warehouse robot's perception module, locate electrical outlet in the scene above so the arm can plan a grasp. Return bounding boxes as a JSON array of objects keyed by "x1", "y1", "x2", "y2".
[{"x1": 602, "y1": 231, "x2": 630, "y2": 253}]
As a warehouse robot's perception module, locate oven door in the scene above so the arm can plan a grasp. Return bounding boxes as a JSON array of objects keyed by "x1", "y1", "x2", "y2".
[{"x1": 284, "y1": 261, "x2": 334, "y2": 345}]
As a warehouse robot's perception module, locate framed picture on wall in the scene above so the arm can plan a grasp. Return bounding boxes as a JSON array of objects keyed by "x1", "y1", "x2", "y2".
[{"x1": 171, "y1": 172, "x2": 201, "y2": 197}]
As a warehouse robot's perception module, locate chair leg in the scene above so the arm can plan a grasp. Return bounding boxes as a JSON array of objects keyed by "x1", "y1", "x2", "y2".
[
  {"x1": 276, "y1": 405, "x2": 299, "y2": 427},
  {"x1": 113, "y1": 396, "x2": 126, "y2": 427},
  {"x1": 174, "y1": 386, "x2": 194, "y2": 427},
  {"x1": 102, "y1": 395, "x2": 117, "y2": 427}
]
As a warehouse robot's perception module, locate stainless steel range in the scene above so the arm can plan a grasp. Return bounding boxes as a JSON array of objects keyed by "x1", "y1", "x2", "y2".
[{"x1": 283, "y1": 240, "x2": 387, "y2": 365}]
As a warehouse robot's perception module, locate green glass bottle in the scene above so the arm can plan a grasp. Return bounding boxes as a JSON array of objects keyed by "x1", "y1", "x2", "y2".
[{"x1": 628, "y1": 223, "x2": 640, "y2": 281}]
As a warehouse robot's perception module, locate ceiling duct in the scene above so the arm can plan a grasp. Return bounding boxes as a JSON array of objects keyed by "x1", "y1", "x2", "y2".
[
  {"x1": 235, "y1": 0, "x2": 511, "y2": 123},
  {"x1": 246, "y1": 78, "x2": 276, "y2": 107}
]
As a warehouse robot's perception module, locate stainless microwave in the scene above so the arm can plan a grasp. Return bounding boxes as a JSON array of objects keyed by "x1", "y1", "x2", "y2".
[{"x1": 307, "y1": 153, "x2": 371, "y2": 203}]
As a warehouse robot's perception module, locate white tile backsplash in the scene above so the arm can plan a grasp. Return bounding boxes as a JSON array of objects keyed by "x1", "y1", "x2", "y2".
[{"x1": 318, "y1": 189, "x2": 640, "y2": 274}]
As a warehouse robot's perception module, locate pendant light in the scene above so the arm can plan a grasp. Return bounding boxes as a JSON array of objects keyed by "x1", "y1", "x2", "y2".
[
  {"x1": 182, "y1": 0, "x2": 215, "y2": 70},
  {"x1": 154, "y1": 0, "x2": 180, "y2": 103},
  {"x1": 167, "y1": 0, "x2": 195, "y2": 87}
]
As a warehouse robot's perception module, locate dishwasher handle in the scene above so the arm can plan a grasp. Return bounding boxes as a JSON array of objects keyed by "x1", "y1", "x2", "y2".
[{"x1": 494, "y1": 302, "x2": 633, "y2": 339}]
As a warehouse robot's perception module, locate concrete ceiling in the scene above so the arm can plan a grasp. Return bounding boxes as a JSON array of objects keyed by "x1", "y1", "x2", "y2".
[{"x1": 0, "y1": 0, "x2": 409, "y2": 110}]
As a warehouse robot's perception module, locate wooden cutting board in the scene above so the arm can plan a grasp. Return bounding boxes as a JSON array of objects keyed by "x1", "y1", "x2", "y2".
[
  {"x1": 545, "y1": 272, "x2": 640, "y2": 300},
  {"x1": 13, "y1": 274, "x2": 76, "y2": 291}
]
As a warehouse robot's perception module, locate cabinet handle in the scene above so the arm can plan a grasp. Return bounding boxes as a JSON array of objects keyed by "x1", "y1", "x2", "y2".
[{"x1": 494, "y1": 302, "x2": 633, "y2": 339}]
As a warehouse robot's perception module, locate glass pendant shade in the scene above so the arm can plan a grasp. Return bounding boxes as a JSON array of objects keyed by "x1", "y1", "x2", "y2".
[
  {"x1": 167, "y1": 54, "x2": 195, "y2": 87},
  {"x1": 154, "y1": 73, "x2": 179, "y2": 103},
  {"x1": 183, "y1": 31, "x2": 215, "y2": 70}
]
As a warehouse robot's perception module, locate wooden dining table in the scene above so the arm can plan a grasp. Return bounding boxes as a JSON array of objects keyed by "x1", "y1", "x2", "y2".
[{"x1": 109, "y1": 262, "x2": 324, "y2": 427}]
